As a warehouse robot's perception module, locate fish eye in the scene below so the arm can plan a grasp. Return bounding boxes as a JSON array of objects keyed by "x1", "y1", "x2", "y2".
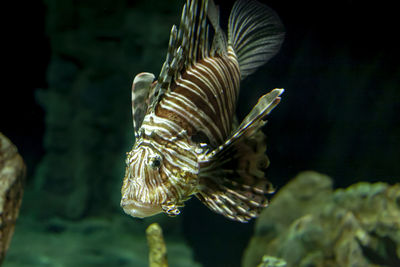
[{"x1": 149, "y1": 156, "x2": 162, "y2": 169}]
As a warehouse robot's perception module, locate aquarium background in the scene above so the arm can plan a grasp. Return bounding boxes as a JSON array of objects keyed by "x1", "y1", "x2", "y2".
[{"x1": 2, "y1": 0, "x2": 399, "y2": 266}]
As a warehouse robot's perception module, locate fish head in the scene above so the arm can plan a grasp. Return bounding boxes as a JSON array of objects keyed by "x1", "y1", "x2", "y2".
[{"x1": 121, "y1": 140, "x2": 199, "y2": 218}]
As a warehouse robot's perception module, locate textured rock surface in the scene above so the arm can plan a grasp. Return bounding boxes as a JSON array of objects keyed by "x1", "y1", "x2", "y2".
[
  {"x1": 257, "y1": 255, "x2": 287, "y2": 267},
  {"x1": 0, "y1": 133, "x2": 26, "y2": 263},
  {"x1": 243, "y1": 171, "x2": 400, "y2": 267}
]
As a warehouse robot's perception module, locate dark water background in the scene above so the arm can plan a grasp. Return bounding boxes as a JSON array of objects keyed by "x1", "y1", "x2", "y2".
[{"x1": 2, "y1": 0, "x2": 399, "y2": 266}]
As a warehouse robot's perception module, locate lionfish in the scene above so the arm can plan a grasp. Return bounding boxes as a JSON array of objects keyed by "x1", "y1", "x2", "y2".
[{"x1": 121, "y1": 0, "x2": 285, "y2": 222}]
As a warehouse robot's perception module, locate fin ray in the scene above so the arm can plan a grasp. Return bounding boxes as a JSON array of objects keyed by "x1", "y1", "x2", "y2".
[
  {"x1": 131, "y1": 72, "x2": 156, "y2": 136},
  {"x1": 228, "y1": 0, "x2": 285, "y2": 79},
  {"x1": 151, "y1": 0, "x2": 211, "y2": 110},
  {"x1": 197, "y1": 129, "x2": 274, "y2": 222},
  {"x1": 196, "y1": 89, "x2": 283, "y2": 222},
  {"x1": 209, "y1": 88, "x2": 283, "y2": 158}
]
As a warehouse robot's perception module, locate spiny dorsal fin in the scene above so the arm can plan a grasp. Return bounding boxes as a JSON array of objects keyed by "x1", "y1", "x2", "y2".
[
  {"x1": 228, "y1": 0, "x2": 285, "y2": 79},
  {"x1": 151, "y1": 0, "x2": 210, "y2": 110},
  {"x1": 178, "y1": 0, "x2": 210, "y2": 69},
  {"x1": 131, "y1": 72, "x2": 156, "y2": 136}
]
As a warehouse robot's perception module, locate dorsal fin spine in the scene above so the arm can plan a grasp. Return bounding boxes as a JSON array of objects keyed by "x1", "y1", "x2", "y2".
[
  {"x1": 152, "y1": 0, "x2": 213, "y2": 110},
  {"x1": 165, "y1": 25, "x2": 177, "y2": 65}
]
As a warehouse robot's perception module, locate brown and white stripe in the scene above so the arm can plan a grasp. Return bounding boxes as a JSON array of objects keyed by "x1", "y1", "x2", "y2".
[
  {"x1": 122, "y1": 0, "x2": 285, "y2": 222},
  {"x1": 154, "y1": 46, "x2": 241, "y2": 148}
]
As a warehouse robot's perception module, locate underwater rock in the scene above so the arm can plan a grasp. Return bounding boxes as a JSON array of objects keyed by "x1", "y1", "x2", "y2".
[
  {"x1": 146, "y1": 223, "x2": 168, "y2": 267},
  {"x1": 257, "y1": 255, "x2": 287, "y2": 267},
  {"x1": 243, "y1": 171, "x2": 400, "y2": 267},
  {"x1": 0, "y1": 133, "x2": 26, "y2": 263}
]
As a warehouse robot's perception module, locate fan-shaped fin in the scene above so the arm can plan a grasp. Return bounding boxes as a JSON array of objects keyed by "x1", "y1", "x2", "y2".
[
  {"x1": 196, "y1": 88, "x2": 283, "y2": 222},
  {"x1": 228, "y1": 0, "x2": 285, "y2": 79},
  {"x1": 197, "y1": 129, "x2": 274, "y2": 222}
]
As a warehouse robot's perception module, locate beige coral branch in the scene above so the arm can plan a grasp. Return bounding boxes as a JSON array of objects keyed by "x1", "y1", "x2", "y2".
[{"x1": 146, "y1": 222, "x2": 168, "y2": 267}]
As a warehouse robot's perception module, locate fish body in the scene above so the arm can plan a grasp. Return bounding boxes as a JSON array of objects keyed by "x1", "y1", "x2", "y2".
[{"x1": 121, "y1": 0, "x2": 285, "y2": 222}]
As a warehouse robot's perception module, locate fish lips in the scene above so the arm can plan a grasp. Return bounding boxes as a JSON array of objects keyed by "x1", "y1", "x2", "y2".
[{"x1": 120, "y1": 198, "x2": 162, "y2": 218}]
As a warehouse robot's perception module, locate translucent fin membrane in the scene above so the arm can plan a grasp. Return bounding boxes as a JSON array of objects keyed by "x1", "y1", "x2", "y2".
[{"x1": 228, "y1": 0, "x2": 285, "y2": 79}]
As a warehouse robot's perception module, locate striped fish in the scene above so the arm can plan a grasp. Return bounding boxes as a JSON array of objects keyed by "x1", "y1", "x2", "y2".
[{"x1": 121, "y1": 0, "x2": 285, "y2": 222}]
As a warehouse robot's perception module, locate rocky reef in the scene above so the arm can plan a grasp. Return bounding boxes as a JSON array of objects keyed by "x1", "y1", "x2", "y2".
[{"x1": 243, "y1": 171, "x2": 400, "y2": 267}]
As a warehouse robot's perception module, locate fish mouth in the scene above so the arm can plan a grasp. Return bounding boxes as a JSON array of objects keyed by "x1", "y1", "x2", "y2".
[{"x1": 120, "y1": 198, "x2": 162, "y2": 218}]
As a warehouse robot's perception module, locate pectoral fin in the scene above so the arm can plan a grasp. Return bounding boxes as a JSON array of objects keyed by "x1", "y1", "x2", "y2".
[
  {"x1": 196, "y1": 88, "x2": 283, "y2": 222},
  {"x1": 209, "y1": 88, "x2": 283, "y2": 158},
  {"x1": 131, "y1": 72, "x2": 156, "y2": 137}
]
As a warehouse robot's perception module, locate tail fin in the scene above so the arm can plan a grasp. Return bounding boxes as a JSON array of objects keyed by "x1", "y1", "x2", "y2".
[{"x1": 228, "y1": 0, "x2": 285, "y2": 79}]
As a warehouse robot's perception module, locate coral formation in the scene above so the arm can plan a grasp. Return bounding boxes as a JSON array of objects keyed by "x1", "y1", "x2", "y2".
[
  {"x1": 243, "y1": 171, "x2": 400, "y2": 267},
  {"x1": 0, "y1": 133, "x2": 26, "y2": 263},
  {"x1": 146, "y1": 223, "x2": 168, "y2": 267}
]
